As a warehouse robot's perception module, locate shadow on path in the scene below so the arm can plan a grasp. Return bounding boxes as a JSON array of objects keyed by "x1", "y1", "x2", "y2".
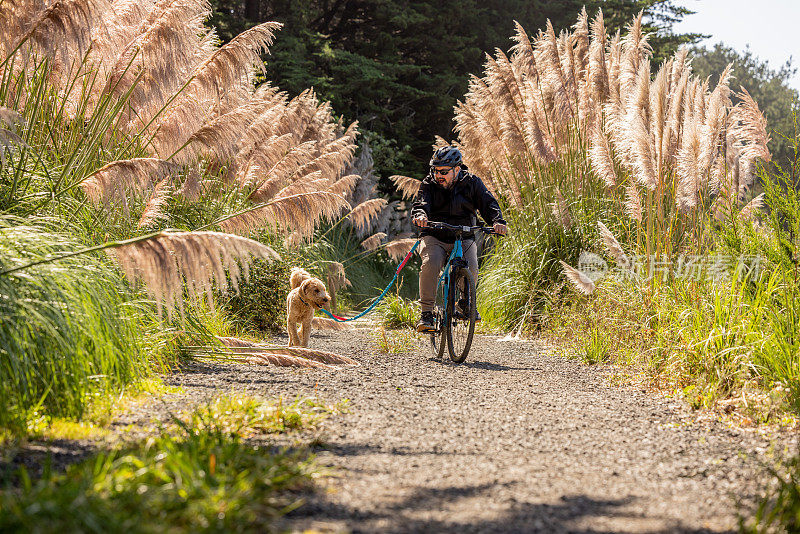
[
  {"x1": 287, "y1": 480, "x2": 721, "y2": 533},
  {"x1": 421, "y1": 357, "x2": 540, "y2": 372}
]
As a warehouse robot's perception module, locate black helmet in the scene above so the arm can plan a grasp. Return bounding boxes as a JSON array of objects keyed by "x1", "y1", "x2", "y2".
[{"x1": 430, "y1": 146, "x2": 462, "y2": 167}]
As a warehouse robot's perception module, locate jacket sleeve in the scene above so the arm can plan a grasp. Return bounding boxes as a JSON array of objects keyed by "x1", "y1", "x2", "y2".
[
  {"x1": 411, "y1": 180, "x2": 432, "y2": 220},
  {"x1": 474, "y1": 176, "x2": 506, "y2": 225}
]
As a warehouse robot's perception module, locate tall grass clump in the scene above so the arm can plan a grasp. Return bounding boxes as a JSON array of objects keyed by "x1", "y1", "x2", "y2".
[
  {"x1": 720, "y1": 123, "x2": 800, "y2": 407},
  {"x1": 376, "y1": 293, "x2": 418, "y2": 329},
  {"x1": 546, "y1": 274, "x2": 782, "y2": 411},
  {"x1": 544, "y1": 124, "x2": 800, "y2": 415},
  {"x1": 478, "y1": 209, "x2": 587, "y2": 330},
  {"x1": 0, "y1": 217, "x2": 159, "y2": 432},
  {"x1": 0, "y1": 0, "x2": 378, "y2": 433},
  {"x1": 453, "y1": 9, "x2": 771, "y2": 328}
]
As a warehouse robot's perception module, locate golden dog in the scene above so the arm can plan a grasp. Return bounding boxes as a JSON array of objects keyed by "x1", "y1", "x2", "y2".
[{"x1": 286, "y1": 267, "x2": 331, "y2": 347}]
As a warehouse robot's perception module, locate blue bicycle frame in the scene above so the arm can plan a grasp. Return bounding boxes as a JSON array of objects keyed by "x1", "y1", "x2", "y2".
[{"x1": 436, "y1": 237, "x2": 466, "y2": 328}]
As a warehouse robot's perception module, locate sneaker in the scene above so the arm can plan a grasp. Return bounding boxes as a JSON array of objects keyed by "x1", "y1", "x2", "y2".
[{"x1": 416, "y1": 311, "x2": 436, "y2": 332}]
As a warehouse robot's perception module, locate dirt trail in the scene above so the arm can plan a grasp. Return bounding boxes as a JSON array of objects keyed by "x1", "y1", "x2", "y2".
[{"x1": 161, "y1": 322, "x2": 797, "y2": 533}]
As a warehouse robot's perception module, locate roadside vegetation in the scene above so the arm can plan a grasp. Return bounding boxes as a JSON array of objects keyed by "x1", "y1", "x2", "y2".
[
  {"x1": 0, "y1": 0, "x2": 410, "y2": 435},
  {"x1": 0, "y1": 394, "x2": 339, "y2": 533}
]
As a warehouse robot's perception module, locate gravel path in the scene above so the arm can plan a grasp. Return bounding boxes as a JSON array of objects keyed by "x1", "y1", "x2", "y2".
[{"x1": 162, "y1": 323, "x2": 796, "y2": 534}]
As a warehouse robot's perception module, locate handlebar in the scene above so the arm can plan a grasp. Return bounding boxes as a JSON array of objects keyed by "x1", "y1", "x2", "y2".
[{"x1": 424, "y1": 221, "x2": 504, "y2": 236}]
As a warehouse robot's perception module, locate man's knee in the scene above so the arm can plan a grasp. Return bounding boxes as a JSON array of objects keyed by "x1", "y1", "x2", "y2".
[
  {"x1": 464, "y1": 241, "x2": 479, "y2": 272},
  {"x1": 420, "y1": 238, "x2": 447, "y2": 270}
]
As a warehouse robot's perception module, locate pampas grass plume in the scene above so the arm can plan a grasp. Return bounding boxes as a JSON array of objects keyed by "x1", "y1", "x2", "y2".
[
  {"x1": 559, "y1": 260, "x2": 596, "y2": 295},
  {"x1": 597, "y1": 221, "x2": 631, "y2": 268},
  {"x1": 347, "y1": 198, "x2": 388, "y2": 234},
  {"x1": 385, "y1": 237, "x2": 418, "y2": 261},
  {"x1": 390, "y1": 175, "x2": 422, "y2": 200},
  {"x1": 361, "y1": 232, "x2": 386, "y2": 251},
  {"x1": 110, "y1": 231, "x2": 279, "y2": 317}
]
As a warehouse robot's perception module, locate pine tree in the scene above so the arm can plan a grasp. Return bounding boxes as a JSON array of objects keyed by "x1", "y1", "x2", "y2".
[{"x1": 207, "y1": 0, "x2": 700, "y2": 178}]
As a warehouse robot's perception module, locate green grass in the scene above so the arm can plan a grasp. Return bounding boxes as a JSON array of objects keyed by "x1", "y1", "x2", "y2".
[
  {"x1": 10, "y1": 378, "x2": 184, "y2": 444},
  {"x1": 579, "y1": 327, "x2": 612, "y2": 365},
  {"x1": 185, "y1": 394, "x2": 348, "y2": 437},
  {"x1": 546, "y1": 273, "x2": 797, "y2": 415},
  {"x1": 0, "y1": 394, "x2": 339, "y2": 533},
  {"x1": 0, "y1": 426, "x2": 314, "y2": 533}
]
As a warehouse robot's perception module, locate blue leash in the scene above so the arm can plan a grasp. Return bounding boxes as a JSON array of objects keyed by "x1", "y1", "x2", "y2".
[{"x1": 319, "y1": 239, "x2": 421, "y2": 322}]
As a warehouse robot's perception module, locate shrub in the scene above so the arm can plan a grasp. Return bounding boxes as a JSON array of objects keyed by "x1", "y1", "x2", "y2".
[{"x1": 221, "y1": 257, "x2": 291, "y2": 335}]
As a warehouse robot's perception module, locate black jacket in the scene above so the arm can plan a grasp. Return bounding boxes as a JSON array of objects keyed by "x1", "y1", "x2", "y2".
[{"x1": 411, "y1": 168, "x2": 506, "y2": 243}]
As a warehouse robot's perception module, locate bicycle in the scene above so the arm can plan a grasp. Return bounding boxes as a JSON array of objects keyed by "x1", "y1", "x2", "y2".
[{"x1": 423, "y1": 221, "x2": 501, "y2": 363}]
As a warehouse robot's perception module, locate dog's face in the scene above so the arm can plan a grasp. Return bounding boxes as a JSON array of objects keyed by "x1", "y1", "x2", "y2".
[{"x1": 300, "y1": 278, "x2": 331, "y2": 308}]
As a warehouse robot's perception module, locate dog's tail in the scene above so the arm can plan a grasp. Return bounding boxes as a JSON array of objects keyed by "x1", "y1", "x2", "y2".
[{"x1": 289, "y1": 267, "x2": 310, "y2": 290}]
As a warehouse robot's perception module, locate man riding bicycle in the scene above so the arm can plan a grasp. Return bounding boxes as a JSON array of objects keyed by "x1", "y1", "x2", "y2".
[{"x1": 412, "y1": 146, "x2": 507, "y2": 332}]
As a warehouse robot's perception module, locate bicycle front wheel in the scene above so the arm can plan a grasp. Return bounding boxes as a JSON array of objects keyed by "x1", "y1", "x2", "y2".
[{"x1": 446, "y1": 267, "x2": 476, "y2": 363}]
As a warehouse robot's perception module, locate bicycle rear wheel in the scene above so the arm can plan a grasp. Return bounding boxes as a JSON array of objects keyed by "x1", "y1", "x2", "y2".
[
  {"x1": 446, "y1": 267, "x2": 476, "y2": 363},
  {"x1": 429, "y1": 278, "x2": 446, "y2": 359},
  {"x1": 429, "y1": 313, "x2": 446, "y2": 359}
]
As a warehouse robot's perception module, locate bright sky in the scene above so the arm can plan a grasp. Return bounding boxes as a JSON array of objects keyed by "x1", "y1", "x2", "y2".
[{"x1": 673, "y1": 0, "x2": 800, "y2": 92}]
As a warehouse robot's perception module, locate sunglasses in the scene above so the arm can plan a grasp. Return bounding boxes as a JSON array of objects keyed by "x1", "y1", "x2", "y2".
[{"x1": 433, "y1": 167, "x2": 453, "y2": 176}]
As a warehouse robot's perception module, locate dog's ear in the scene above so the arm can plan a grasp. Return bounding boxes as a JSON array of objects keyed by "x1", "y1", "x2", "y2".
[{"x1": 300, "y1": 279, "x2": 313, "y2": 297}]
